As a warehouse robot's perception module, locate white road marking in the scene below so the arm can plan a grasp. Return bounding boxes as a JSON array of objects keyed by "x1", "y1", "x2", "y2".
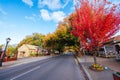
[{"x1": 10, "y1": 66, "x2": 41, "y2": 80}]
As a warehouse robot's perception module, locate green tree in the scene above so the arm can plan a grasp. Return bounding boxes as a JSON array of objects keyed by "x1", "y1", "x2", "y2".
[
  {"x1": 17, "y1": 33, "x2": 45, "y2": 48},
  {"x1": 0, "y1": 45, "x2": 3, "y2": 50},
  {"x1": 7, "y1": 45, "x2": 16, "y2": 58},
  {"x1": 44, "y1": 20, "x2": 79, "y2": 54},
  {"x1": 44, "y1": 33, "x2": 57, "y2": 54}
]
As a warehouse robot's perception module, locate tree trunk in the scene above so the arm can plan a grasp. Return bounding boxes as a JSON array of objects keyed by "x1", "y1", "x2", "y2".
[
  {"x1": 93, "y1": 53, "x2": 97, "y2": 64},
  {"x1": 93, "y1": 50, "x2": 97, "y2": 64}
]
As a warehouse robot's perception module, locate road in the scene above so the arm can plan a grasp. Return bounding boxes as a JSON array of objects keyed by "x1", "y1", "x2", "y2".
[{"x1": 0, "y1": 54, "x2": 85, "y2": 80}]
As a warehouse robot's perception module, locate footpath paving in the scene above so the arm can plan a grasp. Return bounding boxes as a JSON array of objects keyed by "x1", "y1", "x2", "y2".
[
  {"x1": 78, "y1": 56, "x2": 120, "y2": 80},
  {"x1": 0, "y1": 56, "x2": 52, "y2": 70}
]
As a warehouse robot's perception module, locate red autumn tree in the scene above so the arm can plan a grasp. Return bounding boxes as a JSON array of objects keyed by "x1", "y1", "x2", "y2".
[{"x1": 70, "y1": 0, "x2": 120, "y2": 64}]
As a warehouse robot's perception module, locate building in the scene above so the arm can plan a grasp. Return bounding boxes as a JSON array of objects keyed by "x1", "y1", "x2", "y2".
[
  {"x1": 18, "y1": 44, "x2": 41, "y2": 58},
  {"x1": 99, "y1": 35, "x2": 120, "y2": 58}
]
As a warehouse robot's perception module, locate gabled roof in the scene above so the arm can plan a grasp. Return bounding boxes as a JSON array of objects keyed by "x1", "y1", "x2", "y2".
[{"x1": 24, "y1": 44, "x2": 39, "y2": 50}]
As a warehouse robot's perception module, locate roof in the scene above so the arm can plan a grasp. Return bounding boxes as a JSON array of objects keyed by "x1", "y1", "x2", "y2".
[
  {"x1": 24, "y1": 44, "x2": 39, "y2": 50},
  {"x1": 113, "y1": 35, "x2": 120, "y2": 41},
  {"x1": 104, "y1": 35, "x2": 120, "y2": 44}
]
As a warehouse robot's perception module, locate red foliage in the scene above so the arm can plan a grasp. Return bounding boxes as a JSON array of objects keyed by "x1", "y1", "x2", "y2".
[{"x1": 71, "y1": 0, "x2": 120, "y2": 50}]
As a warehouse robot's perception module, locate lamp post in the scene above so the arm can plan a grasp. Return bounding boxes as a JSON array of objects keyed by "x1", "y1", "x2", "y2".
[{"x1": 0, "y1": 38, "x2": 11, "y2": 67}]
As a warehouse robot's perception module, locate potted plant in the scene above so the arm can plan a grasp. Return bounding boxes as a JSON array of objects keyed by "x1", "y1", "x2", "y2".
[{"x1": 113, "y1": 72, "x2": 120, "y2": 80}]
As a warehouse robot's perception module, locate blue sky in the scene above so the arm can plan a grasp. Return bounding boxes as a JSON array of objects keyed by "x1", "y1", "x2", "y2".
[{"x1": 0, "y1": 0, "x2": 120, "y2": 45}]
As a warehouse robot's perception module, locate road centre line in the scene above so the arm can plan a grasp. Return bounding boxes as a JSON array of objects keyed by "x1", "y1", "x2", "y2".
[{"x1": 10, "y1": 66, "x2": 41, "y2": 80}]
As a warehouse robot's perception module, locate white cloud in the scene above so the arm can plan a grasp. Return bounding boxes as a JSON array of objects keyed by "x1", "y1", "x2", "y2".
[
  {"x1": 40, "y1": 9, "x2": 66, "y2": 22},
  {"x1": 22, "y1": 0, "x2": 33, "y2": 7},
  {"x1": 38, "y1": 0, "x2": 70, "y2": 10},
  {"x1": 25, "y1": 16, "x2": 36, "y2": 22},
  {"x1": 38, "y1": 0, "x2": 61, "y2": 10},
  {"x1": 52, "y1": 11, "x2": 66, "y2": 22},
  {"x1": 0, "y1": 8, "x2": 7, "y2": 15},
  {"x1": 40, "y1": 9, "x2": 51, "y2": 21}
]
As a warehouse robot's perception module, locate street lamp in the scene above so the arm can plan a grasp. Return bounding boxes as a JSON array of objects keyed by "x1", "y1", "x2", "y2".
[
  {"x1": 0, "y1": 38, "x2": 11, "y2": 67},
  {"x1": 4, "y1": 38, "x2": 11, "y2": 56}
]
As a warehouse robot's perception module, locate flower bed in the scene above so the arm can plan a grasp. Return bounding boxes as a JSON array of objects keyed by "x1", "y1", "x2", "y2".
[{"x1": 89, "y1": 63, "x2": 104, "y2": 71}]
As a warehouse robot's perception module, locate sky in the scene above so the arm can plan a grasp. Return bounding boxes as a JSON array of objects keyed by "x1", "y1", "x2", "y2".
[{"x1": 0, "y1": 0, "x2": 120, "y2": 45}]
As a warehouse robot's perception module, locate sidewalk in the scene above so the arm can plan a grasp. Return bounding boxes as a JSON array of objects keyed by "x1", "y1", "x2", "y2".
[
  {"x1": 0, "y1": 56, "x2": 52, "y2": 70},
  {"x1": 78, "y1": 56, "x2": 120, "y2": 80}
]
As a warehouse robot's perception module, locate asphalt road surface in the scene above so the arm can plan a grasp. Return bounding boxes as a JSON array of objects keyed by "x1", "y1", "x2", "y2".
[{"x1": 0, "y1": 54, "x2": 85, "y2": 80}]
